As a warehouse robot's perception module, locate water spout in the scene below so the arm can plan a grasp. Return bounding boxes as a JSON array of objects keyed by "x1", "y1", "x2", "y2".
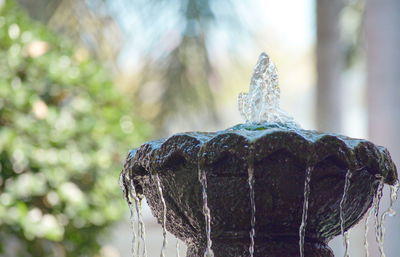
[{"x1": 238, "y1": 52, "x2": 298, "y2": 127}]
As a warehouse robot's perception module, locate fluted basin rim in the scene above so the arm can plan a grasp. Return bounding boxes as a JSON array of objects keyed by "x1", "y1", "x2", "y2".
[{"x1": 126, "y1": 122, "x2": 397, "y2": 185}]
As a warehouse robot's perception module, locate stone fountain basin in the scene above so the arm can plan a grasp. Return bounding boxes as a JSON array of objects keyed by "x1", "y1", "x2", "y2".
[{"x1": 123, "y1": 123, "x2": 397, "y2": 257}]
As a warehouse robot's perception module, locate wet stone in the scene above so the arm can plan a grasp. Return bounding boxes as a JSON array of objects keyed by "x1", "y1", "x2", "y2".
[
  {"x1": 121, "y1": 123, "x2": 397, "y2": 257},
  {"x1": 120, "y1": 53, "x2": 398, "y2": 257}
]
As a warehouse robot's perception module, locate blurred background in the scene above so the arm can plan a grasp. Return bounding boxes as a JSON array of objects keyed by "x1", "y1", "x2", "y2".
[{"x1": 0, "y1": 0, "x2": 399, "y2": 256}]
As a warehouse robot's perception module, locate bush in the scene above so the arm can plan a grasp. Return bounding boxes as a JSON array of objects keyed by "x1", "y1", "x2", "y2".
[{"x1": 0, "y1": 1, "x2": 151, "y2": 256}]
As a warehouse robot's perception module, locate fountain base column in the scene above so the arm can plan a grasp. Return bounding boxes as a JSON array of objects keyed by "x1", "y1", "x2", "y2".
[{"x1": 186, "y1": 237, "x2": 334, "y2": 257}]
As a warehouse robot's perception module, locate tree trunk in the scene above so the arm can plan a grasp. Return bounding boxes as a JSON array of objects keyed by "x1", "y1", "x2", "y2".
[
  {"x1": 316, "y1": 0, "x2": 344, "y2": 133},
  {"x1": 366, "y1": 0, "x2": 400, "y2": 256}
]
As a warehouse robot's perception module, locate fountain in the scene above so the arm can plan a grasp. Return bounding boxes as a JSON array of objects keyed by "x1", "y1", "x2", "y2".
[{"x1": 120, "y1": 53, "x2": 398, "y2": 257}]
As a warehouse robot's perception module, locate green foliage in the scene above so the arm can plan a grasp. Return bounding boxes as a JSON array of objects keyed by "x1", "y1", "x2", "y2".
[{"x1": 0, "y1": 1, "x2": 151, "y2": 256}]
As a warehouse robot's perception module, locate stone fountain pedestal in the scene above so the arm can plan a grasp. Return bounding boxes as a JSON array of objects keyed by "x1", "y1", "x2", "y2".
[{"x1": 122, "y1": 123, "x2": 397, "y2": 257}]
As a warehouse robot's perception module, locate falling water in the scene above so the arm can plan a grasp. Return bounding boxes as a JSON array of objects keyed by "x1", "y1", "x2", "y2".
[
  {"x1": 247, "y1": 151, "x2": 256, "y2": 257},
  {"x1": 128, "y1": 178, "x2": 147, "y2": 257},
  {"x1": 364, "y1": 206, "x2": 374, "y2": 257},
  {"x1": 119, "y1": 172, "x2": 147, "y2": 257},
  {"x1": 238, "y1": 52, "x2": 301, "y2": 256},
  {"x1": 364, "y1": 179, "x2": 384, "y2": 257},
  {"x1": 198, "y1": 160, "x2": 214, "y2": 257},
  {"x1": 128, "y1": 200, "x2": 139, "y2": 257},
  {"x1": 176, "y1": 240, "x2": 181, "y2": 257},
  {"x1": 339, "y1": 170, "x2": 352, "y2": 257},
  {"x1": 136, "y1": 199, "x2": 147, "y2": 257},
  {"x1": 373, "y1": 180, "x2": 384, "y2": 257},
  {"x1": 299, "y1": 167, "x2": 313, "y2": 257},
  {"x1": 377, "y1": 180, "x2": 399, "y2": 257},
  {"x1": 120, "y1": 174, "x2": 138, "y2": 257},
  {"x1": 155, "y1": 174, "x2": 168, "y2": 257}
]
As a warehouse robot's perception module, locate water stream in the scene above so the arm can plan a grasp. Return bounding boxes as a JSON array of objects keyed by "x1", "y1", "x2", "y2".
[
  {"x1": 247, "y1": 149, "x2": 256, "y2": 257},
  {"x1": 340, "y1": 169, "x2": 352, "y2": 257},
  {"x1": 128, "y1": 200, "x2": 138, "y2": 257},
  {"x1": 198, "y1": 159, "x2": 214, "y2": 257},
  {"x1": 176, "y1": 240, "x2": 181, "y2": 257},
  {"x1": 361, "y1": 179, "x2": 385, "y2": 257},
  {"x1": 136, "y1": 199, "x2": 147, "y2": 257},
  {"x1": 129, "y1": 179, "x2": 147, "y2": 257},
  {"x1": 377, "y1": 180, "x2": 399, "y2": 257},
  {"x1": 373, "y1": 180, "x2": 384, "y2": 257},
  {"x1": 155, "y1": 174, "x2": 168, "y2": 257},
  {"x1": 299, "y1": 166, "x2": 313, "y2": 257},
  {"x1": 120, "y1": 174, "x2": 138, "y2": 257},
  {"x1": 364, "y1": 179, "x2": 385, "y2": 257},
  {"x1": 119, "y1": 172, "x2": 147, "y2": 257},
  {"x1": 364, "y1": 205, "x2": 374, "y2": 257}
]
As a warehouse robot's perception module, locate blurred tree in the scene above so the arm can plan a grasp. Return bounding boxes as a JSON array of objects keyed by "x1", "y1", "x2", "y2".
[
  {"x1": 126, "y1": 0, "x2": 246, "y2": 134},
  {"x1": 0, "y1": 1, "x2": 151, "y2": 256},
  {"x1": 135, "y1": 0, "x2": 221, "y2": 133},
  {"x1": 16, "y1": 0, "x2": 242, "y2": 134},
  {"x1": 14, "y1": 0, "x2": 62, "y2": 23},
  {"x1": 16, "y1": 0, "x2": 122, "y2": 69},
  {"x1": 316, "y1": 0, "x2": 345, "y2": 133}
]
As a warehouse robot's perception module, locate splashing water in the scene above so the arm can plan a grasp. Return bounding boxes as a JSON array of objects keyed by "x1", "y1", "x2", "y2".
[
  {"x1": 340, "y1": 170, "x2": 352, "y2": 257},
  {"x1": 155, "y1": 174, "x2": 168, "y2": 257},
  {"x1": 377, "y1": 180, "x2": 399, "y2": 257},
  {"x1": 238, "y1": 52, "x2": 298, "y2": 126},
  {"x1": 198, "y1": 160, "x2": 214, "y2": 257},
  {"x1": 299, "y1": 167, "x2": 313, "y2": 257},
  {"x1": 247, "y1": 150, "x2": 256, "y2": 257}
]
